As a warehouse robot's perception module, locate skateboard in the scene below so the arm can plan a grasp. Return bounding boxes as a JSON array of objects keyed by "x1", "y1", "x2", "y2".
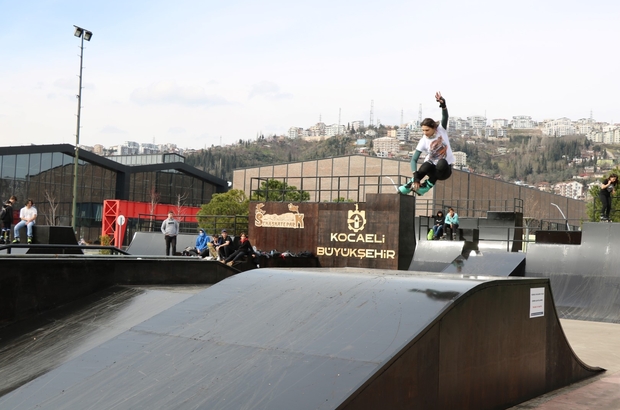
[{"x1": 398, "y1": 178, "x2": 431, "y2": 196}]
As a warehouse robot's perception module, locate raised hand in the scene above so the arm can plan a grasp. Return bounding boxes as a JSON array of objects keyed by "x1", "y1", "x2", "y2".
[{"x1": 435, "y1": 91, "x2": 446, "y2": 108}]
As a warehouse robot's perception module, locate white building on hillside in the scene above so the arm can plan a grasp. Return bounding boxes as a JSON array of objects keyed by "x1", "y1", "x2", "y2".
[
  {"x1": 543, "y1": 118, "x2": 576, "y2": 137},
  {"x1": 554, "y1": 180, "x2": 583, "y2": 199},
  {"x1": 492, "y1": 119, "x2": 509, "y2": 129},
  {"x1": 468, "y1": 116, "x2": 487, "y2": 128},
  {"x1": 288, "y1": 127, "x2": 303, "y2": 139},
  {"x1": 453, "y1": 151, "x2": 467, "y2": 167},
  {"x1": 511, "y1": 116, "x2": 535, "y2": 129},
  {"x1": 326, "y1": 124, "x2": 345, "y2": 137},
  {"x1": 373, "y1": 137, "x2": 399, "y2": 155},
  {"x1": 352, "y1": 121, "x2": 364, "y2": 131}
]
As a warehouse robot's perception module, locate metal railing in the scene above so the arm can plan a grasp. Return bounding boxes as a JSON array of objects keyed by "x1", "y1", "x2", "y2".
[
  {"x1": 0, "y1": 243, "x2": 129, "y2": 255},
  {"x1": 249, "y1": 175, "x2": 408, "y2": 203},
  {"x1": 135, "y1": 213, "x2": 249, "y2": 236}
]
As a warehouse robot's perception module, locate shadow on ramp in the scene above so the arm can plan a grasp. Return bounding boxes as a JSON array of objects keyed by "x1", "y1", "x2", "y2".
[
  {"x1": 441, "y1": 250, "x2": 526, "y2": 276},
  {"x1": 0, "y1": 269, "x2": 602, "y2": 410}
]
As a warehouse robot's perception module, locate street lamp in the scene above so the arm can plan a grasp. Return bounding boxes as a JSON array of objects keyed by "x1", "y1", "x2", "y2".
[
  {"x1": 72, "y1": 25, "x2": 93, "y2": 232},
  {"x1": 551, "y1": 202, "x2": 570, "y2": 231}
]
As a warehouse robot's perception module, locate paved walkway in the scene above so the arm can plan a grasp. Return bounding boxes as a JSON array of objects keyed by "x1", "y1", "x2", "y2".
[{"x1": 511, "y1": 319, "x2": 620, "y2": 409}]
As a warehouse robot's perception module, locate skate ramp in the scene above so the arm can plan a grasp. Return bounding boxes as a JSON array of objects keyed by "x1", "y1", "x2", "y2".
[
  {"x1": 0, "y1": 269, "x2": 601, "y2": 410},
  {"x1": 125, "y1": 232, "x2": 197, "y2": 255},
  {"x1": 526, "y1": 222, "x2": 620, "y2": 323},
  {"x1": 441, "y1": 250, "x2": 526, "y2": 276},
  {"x1": 0, "y1": 285, "x2": 206, "y2": 396},
  {"x1": 409, "y1": 240, "x2": 467, "y2": 271}
]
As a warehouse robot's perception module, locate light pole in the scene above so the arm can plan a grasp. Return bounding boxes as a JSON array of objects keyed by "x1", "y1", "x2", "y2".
[
  {"x1": 72, "y1": 25, "x2": 93, "y2": 232},
  {"x1": 551, "y1": 202, "x2": 570, "y2": 231}
]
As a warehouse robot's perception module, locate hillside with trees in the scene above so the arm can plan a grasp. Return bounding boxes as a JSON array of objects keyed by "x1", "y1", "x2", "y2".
[{"x1": 185, "y1": 131, "x2": 613, "y2": 189}]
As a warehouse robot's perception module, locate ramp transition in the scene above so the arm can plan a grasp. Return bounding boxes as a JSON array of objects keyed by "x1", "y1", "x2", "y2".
[
  {"x1": 441, "y1": 249, "x2": 525, "y2": 276},
  {"x1": 0, "y1": 269, "x2": 601, "y2": 410},
  {"x1": 526, "y1": 222, "x2": 620, "y2": 323}
]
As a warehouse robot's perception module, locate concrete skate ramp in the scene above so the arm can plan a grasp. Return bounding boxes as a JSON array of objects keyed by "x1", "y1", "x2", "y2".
[
  {"x1": 441, "y1": 250, "x2": 526, "y2": 276},
  {"x1": 526, "y1": 222, "x2": 620, "y2": 323},
  {"x1": 126, "y1": 232, "x2": 197, "y2": 255},
  {"x1": 0, "y1": 269, "x2": 601, "y2": 410}
]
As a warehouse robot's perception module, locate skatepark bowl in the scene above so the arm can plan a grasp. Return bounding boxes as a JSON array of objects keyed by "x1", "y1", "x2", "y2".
[{"x1": 1, "y1": 221, "x2": 619, "y2": 409}]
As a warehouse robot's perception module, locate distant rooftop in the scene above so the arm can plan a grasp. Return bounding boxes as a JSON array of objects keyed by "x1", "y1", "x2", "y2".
[{"x1": 106, "y1": 152, "x2": 185, "y2": 166}]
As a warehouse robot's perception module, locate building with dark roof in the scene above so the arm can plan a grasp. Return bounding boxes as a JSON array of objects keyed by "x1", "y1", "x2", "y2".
[{"x1": 0, "y1": 144, "x2": 228, "y2": 241}]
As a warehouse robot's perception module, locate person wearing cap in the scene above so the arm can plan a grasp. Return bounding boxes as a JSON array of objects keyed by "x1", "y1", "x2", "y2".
[
  {"x1": 160, "y1": 211, "x2": 180, "y2": 256},
  {"x1": 216, "y1": 229, "x2": 233, "y2": 260}
]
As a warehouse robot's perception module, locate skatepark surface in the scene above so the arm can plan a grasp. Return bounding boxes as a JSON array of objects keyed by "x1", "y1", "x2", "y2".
[
  {"x1": 510, "y1": 319, "x2": 620, "y2": 410},
  {"x1": 0, "y1": 268, "x2": 603, "y2": 410}
]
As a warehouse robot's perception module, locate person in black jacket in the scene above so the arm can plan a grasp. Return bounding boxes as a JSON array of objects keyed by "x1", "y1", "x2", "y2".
[
  {"x1": 223, "y1": 232, "x2": 258, "y2": 267},
  {"x1": 0, "y1": 195, "x2": 17, "y2": 244},
  {"x1": 432, "y1": 210, "x2": 445, "y2": 240},
  {"x1": 599, "y1": 173, "x2": 618, "y2": 222}
]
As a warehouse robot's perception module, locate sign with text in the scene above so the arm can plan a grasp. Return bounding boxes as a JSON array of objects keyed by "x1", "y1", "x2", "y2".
[{"x1": 529, "y1": 287, "x2": 545, "y2": 318}]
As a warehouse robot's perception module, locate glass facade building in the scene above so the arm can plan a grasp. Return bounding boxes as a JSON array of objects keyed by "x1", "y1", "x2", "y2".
[{"x1": 0, "y1": 144, "x2": 227, "y2": 241}]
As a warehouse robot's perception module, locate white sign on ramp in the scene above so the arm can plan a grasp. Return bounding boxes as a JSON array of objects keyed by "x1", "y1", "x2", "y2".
[{"x1": 530, "y1": 287, "x2": 545, "y2": 318}]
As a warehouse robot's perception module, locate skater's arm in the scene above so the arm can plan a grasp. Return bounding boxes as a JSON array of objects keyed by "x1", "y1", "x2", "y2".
[
  {"x1": 436, "y1": 92, "x2": 448, "y2": 129},
  {"x1": 441, "y1": 106, "x2": 449, "y2": 130},
  {"x1": 410, "y1": 150, "x2": 421, "y2": 172}
]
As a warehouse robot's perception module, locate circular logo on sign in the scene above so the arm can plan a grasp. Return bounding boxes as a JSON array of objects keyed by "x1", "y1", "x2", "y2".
[{"x1": 347, "y1": 204, "x2": 366, "y2": 233}]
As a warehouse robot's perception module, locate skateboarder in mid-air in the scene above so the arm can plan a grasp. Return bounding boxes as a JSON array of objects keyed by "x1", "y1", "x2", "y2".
[{"x1": 399, "y1": 92, "x2": 455, "y2": 196}]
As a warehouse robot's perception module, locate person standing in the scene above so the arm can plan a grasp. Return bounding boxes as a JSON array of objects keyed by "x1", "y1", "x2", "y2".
[
  {"x1": 1, "y1": 195, "x2": 17, "y2": 244},
  {"x1": 161, "y1": 211, "x2": 179, "y2": 256},
  {"x1": 399, "y1": 91, "x2": 455, "y2": 196},
  {"x1": 444, "y1": 207, "x2": 459, "y2": 241},
  {"x1": 12, "y1": 199, "x2": 37, "y2": 244},
  {"x1": 599, "y1": 173, "x2": 618, "y2": 222}
]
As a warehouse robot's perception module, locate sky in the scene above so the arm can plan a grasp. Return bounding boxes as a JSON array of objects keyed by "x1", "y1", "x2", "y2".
[{"x1": 1, "y1": 0, "x2": 619, "y2": 150}]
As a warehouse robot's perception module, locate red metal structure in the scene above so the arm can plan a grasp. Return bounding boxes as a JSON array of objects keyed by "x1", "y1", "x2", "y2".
[{"x1": 102, "y1": 200, "x2": 200, "y2": 248}]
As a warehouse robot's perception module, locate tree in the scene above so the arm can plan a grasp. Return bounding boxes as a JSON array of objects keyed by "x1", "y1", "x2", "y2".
[
  {"x1": 147, "y1": 185, "x2": 161, "y2": 231},
  {"x1": 197, "y1": 189, "x2": 249, "y2": 234},
  {"x1": 174, "y1": 192, "x2": 189, "y2": 222},
  {"x1": 250, "y1": 179, "x2": 310, "y2": 202},
  {"x1": 44, "y1": 189, "x2": 59, "y2": 225}
]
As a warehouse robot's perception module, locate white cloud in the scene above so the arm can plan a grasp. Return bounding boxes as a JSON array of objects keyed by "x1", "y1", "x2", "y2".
[
  {"x1": 101, "y1": 126, "x2": 126, "y2": 134},
  {"x1": 54, "y1": 78, "x2": 76, "y2": 90},
  {"x1": 249, "y1": 81, "x2": 293, "y2": 100},
  {"x1": 130, "y1": 81, "x2": 229, "y2": 107},
  {"x1": 168, "y1": 127, "x2": 186, "y2": 134}
]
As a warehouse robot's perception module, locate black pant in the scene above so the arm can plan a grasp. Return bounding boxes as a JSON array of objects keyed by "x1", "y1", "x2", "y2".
[
  {"x1": 218, "y1": 245, "x2": 233, "y2": 259},
  {"x1": 164, "y1": 235, "x2": 177, "y2": 256},
  {"x1": 226, "y1": 249, "x2": 256, "y2": 264},
  {"x1": 414, "y1": 159, "x2": 452, "y2": 185},
  {"x1": 445, "y1": 223, "x2": 459, "y2": 240},
  {"x1": 600, "y1": 192, "x2": 612, "y2": 219}
]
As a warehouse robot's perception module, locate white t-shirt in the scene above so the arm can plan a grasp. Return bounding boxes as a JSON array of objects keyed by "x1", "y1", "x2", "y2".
[
  {"x1": 20, "y1": 205, "x2": 37, "y2": 221},
  {"x1": 415, "y1": 125, "x2": 455, "y2": 165}
]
